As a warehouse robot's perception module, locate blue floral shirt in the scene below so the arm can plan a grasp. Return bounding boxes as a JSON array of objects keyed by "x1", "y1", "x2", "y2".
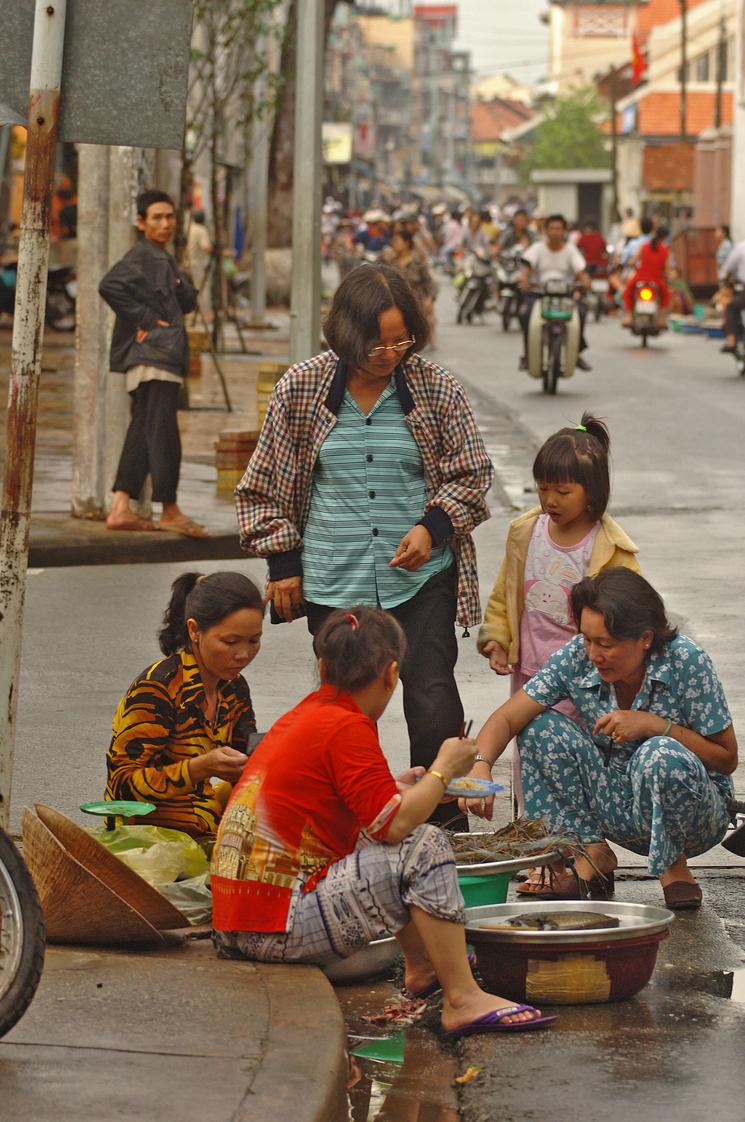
[{"x1": 523, "y1": 634, "x2": 734, "y2": 798}]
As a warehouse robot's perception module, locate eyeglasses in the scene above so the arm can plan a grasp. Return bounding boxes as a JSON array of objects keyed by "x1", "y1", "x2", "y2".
[{"x1": 366, "y1": 337, "x2": 416, "y2": 358}]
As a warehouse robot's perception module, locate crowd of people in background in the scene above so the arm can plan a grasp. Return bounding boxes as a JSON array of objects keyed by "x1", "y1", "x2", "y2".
[{"x1": 316, "y1": 196, "x2": 740, "y2": 352}]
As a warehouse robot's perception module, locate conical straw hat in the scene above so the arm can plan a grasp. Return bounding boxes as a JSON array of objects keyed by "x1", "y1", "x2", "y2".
[
  {"x1": 21, "y1": 808, "x2": 166, "y2": 947},
  {"x1": 33, "y1": 804, "x2": 185, "y2": 931}
]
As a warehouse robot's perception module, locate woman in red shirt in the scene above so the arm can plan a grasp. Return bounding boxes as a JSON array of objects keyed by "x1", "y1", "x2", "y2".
[
  {"x1": 211, "y1": 607, "x2": 555, "y2": 1038},
  {"x1": 622, "y1": 226, "x2": 670, "y2": 325}
]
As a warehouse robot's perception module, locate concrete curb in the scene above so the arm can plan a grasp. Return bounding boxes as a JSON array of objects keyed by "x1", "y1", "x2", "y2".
[
  {"x1": 28, "y1": 521, "x2": 245, "y2": 568},
  {"x1": 240, "y1": 964, "x2": 349, "y2": 1122}
]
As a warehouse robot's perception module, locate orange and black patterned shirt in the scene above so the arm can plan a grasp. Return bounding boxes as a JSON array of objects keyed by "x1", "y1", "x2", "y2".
[{"x1": 105, "y1": 650, "x2": 256, "y2": 838}]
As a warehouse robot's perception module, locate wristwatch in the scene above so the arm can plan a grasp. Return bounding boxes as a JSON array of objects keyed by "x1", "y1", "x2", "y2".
[{"x1": 474, "y1": 754, "x2": 493, "y2": 770}]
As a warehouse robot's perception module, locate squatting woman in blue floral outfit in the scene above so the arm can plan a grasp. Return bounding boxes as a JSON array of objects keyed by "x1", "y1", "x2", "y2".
[{"x1": 465, "y1": 569, "x2": 737, "y2": 911}]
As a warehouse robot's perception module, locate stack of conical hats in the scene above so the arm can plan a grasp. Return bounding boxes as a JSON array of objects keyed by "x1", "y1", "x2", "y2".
[{"x1": 21, "y1": 804, "x2": 187, "y2": 947}]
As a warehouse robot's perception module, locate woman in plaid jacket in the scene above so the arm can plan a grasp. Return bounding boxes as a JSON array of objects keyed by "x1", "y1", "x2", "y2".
[{"x1": 235, "y1": 264, "x2": 494, "y2": 825}]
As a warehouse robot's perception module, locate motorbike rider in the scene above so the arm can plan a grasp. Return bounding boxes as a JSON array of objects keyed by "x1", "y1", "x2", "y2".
[
  {"x1": 621, "y1": 224, "x2": 670, "y2": 329},
  {"x1": 577, "y1": 219, "x2": 608, "y2": 275},
  {"x1": 354, "y1": 210, "x2": 391, "y2": 258},
  {"x1": 720, "y1": 237, "x2": 745, "y2": 354},
  {"x1": 461, "y1": 208, "x2": 495, "y2": 258},
  {"x1": 518, "y1": 213, "x2": 591, "y2": 372},
  {"x1": 619, "y1": 216, "x2": 653, "y2": 269},
  {"x1": 499, "y1": 208, "x2": 535, "y2": 253}
]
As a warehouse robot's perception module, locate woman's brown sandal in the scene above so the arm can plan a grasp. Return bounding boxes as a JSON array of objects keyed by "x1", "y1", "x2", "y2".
[{"x1": 515, "y1": 863, "x2": 615, "y2": 901}]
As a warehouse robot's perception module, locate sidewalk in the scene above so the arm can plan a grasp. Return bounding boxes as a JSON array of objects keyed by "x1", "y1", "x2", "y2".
[
  {"x1": 0, "y1": 936, "x2": 348, "y2": 1122},
  {"x1": 1, "y1": 318, "x2": 354, "y2": 1121},
  {"x1": 0, "y1": 318, "x2": 290, "y2": 566}
]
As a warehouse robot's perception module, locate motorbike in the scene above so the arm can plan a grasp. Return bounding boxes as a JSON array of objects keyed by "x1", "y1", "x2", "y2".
[
  {"x1": 628, "y1": 279, "x2": 665, "y2": 347},
  {"x1": 585, "y1": 263, "x2": 609, "y2": 323},
  {"x1": 455, "y1": 250, "x2": 496, "y2": 324},
  {"x1": 525, "y1": 281, "x2": 580, "y2": 395},
  {"x1": 496, "y1": 249, "x2": 522, "y2": 331},
  {"x1": 0, "y1": 826, "x2": 45, "y2": 1039},
  {"x1": 0, "y1": 260, "x2": 77, "y2": 330}
]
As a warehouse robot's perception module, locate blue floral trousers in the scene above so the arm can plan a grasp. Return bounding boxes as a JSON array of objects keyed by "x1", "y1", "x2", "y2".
[{"x1": 519, "y1": 711, "x2": 731, "y2": 876}]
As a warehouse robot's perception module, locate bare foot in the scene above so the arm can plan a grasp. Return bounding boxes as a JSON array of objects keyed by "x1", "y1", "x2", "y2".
[
  {"x1": 403, "y1": 962, "x2": 436, "y2": 996},
  {"x1": 659, "y1": 856, "x2": 696, "y2": 888},
  {"x1": 106, "y1": 513, "x2": 159, "y2": 532}
]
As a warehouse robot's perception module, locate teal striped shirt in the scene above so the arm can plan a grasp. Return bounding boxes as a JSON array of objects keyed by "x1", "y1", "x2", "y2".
[{"x1": 302, "y1": 383, "x2": 453, "y2": 609}]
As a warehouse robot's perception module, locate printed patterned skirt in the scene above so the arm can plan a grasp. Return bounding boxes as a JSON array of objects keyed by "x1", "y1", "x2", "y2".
[
  {"x1": 213, "y1": 823, "x2": 465, "y2": 965},
  {"x1": 519, "y1": 710, "x2": 731, "y2": 876}
]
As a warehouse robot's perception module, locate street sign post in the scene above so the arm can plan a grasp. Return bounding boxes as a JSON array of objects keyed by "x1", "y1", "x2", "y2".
[
  {"x1": 0, "y1": 0, "x2": 193, "y2": 828},
  {"x1": 0, "y1": 0, "x2": 193, "y2": 149}
]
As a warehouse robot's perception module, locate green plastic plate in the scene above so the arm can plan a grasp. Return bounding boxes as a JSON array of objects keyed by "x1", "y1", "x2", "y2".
[
  {"x1": 80, "y1": 800, "x2": 156, "y2": 818},
  {"x1": 351, "y1": 1031, "x2": 405, "y2": 1064}
]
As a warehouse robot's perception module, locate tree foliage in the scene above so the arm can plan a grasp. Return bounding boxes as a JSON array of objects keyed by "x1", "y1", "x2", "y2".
[{"x1": 519, "y1": 88, "x2": 610, "y2": 184}]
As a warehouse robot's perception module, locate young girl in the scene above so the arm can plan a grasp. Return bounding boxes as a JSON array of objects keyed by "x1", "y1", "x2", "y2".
[
  {"x1": 477, "y1": 414, "x2": 640, "y2": 822},
  {"x1": 211, "y1": 606, "x2": 555, "y2": 1037}
]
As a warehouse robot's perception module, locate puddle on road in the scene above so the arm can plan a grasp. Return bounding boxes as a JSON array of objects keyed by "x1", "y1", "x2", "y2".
[{"x1": 338, "y1": 981, "x2": 460, "y2": 1122}]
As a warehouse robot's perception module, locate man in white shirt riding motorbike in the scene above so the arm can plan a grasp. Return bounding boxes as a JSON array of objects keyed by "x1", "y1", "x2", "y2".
[{"x1": 518, "y1": 214, "x2": 591, "y2": 371}]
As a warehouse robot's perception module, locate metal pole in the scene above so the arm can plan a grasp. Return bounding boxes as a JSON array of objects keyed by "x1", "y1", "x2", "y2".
[
  {"x1": 0, "y1": 0, "x2": 68, "y2": 828},
  {"x1": 248, "y1": 107, "x2": 268, "y2": 327},
  {"x1": 610, "y1": 68, "x2": 619, "y2": 224},
  {"x1": 289, "y1": 0, "x2": 324, "y2": 364},
  {"x1": 680, "y1": 0, "x2": 688, "y2": 139},
  {"x1": 715, "y1": 13, "x2": 726, "y2": 129},
  {"x1": 72, "y1": 143, "x2": 110, "y2": 517}
]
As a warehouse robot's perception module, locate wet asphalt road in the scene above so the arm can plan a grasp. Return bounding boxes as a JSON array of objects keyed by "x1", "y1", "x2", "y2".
[{"x1": 6, "y1": 282, "x2": 745, "y2": 1121}]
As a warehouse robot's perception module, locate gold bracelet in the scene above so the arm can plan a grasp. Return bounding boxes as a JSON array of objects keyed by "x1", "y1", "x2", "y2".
[{"x1": 427, "y1": 769, "x2": 449, "y2": 791}]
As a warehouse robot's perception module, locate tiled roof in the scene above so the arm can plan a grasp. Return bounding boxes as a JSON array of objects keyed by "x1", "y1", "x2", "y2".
[{"x1": 470, "y1": 98, "x2": 533, "y2": 142}]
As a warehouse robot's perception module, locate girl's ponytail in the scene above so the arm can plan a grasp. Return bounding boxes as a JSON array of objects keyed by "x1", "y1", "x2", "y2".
[
  {"x1": 313, "y1": 606, "x2": 406, "y2": 693},
  {"x1": 578, "y1": 411, "x2": 610, "y2": 456},
  {"x1": 158, "y1": 572, "x2": 203, "y2": 655},
  {"x1": 649, "y1": 224, "x2": 669, "y2": 252}
]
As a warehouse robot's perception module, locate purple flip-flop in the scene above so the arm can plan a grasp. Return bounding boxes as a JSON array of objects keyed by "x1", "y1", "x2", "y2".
[
  {"x1": 445, "y1": 1004, "x2": 557, "y2": 1039},
  {"x1": 406, "y1": 952, "x2": 478, "y2": 1000}
]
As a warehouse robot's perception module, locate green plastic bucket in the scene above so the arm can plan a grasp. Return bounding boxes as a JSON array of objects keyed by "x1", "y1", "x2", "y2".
[{"x1": 458, "y1": 871, "x2": 512, "y2": 908}]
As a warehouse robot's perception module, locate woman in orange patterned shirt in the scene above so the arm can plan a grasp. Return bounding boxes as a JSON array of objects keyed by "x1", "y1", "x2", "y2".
[{"x1": 105, "y1": 571, "x2": 263, "y2": 838}]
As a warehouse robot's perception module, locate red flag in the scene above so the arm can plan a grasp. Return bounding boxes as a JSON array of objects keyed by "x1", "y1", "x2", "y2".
[{"x1": 631, "y1": 30, "x2": 647, "y2": 86}]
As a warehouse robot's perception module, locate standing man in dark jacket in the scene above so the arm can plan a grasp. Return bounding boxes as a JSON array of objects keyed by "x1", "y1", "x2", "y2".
[{"x1": 100, "y1": 189, "x2": 207, "y2": 536}]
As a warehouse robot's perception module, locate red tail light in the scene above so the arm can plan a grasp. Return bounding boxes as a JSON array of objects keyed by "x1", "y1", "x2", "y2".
[{"x1": 639, "y1": 287, "x2": 654, "y2": 301}]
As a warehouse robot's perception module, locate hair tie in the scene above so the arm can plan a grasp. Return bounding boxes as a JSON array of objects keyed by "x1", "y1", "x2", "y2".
[
  {"x1": 575, "y1": 423, "x2": 587, "y2": 432},
  {"x1": 343, "y1": 613, "x2": 359, "y2": 631}
]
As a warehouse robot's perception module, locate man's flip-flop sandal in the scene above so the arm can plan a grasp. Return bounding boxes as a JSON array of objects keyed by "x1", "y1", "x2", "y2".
[
  {"x1": 445, "y1": 1003, "x2": 557, "y2": 1039},
  {"x1": 157, "y1": 518, "x2": 210, "y2": 539},
  {"x1": 106, "y1": 518, "x2": 159, "y2": 532},
  {"x1": 406, "y1": 952, "x2": 477, "y2": 1000}
]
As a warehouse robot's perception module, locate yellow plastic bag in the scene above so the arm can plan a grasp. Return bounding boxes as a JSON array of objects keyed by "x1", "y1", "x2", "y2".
[{"x1": 89, "y1": 824, "x2": 208, "y2": 886}]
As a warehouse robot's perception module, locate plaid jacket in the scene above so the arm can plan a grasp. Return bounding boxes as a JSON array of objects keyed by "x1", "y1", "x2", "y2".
[{"x1": 235, "y1": 350, "x2": 494, "y2": 627}]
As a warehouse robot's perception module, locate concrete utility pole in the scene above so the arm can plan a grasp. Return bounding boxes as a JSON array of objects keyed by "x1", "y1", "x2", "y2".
[
  {"x1": 0, "y1": 0, "x2": 67, "y2": 828},
  {"x1": 105, "y1": 146, "x2": 154, "y2": 509},
  {"x1": 72, "y1": 143, "x2": 110, "y2": 517},
  {"x1": 289, "y1": 0, "x2": 324, "y2": 364}
]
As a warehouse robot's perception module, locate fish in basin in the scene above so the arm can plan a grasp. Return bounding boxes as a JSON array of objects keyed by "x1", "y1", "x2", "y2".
[{"x1": 481, "y1": 911, "x2": 620, "y2": 932}]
